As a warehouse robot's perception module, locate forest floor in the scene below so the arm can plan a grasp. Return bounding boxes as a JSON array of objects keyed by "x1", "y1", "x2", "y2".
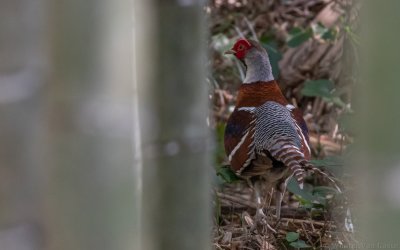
[{"x1": 208, "y1": 0, "x2": 358, "y2": 249}]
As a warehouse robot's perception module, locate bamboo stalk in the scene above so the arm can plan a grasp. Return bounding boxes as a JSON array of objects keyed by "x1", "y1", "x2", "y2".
[{"x1": 137, "y1": 1, "x2": 211, "y2": 250}]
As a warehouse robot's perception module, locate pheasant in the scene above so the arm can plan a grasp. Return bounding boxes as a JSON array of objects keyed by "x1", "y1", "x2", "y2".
[{"x1": 224, "y1": 38, "x2": 313, "y2": 224}]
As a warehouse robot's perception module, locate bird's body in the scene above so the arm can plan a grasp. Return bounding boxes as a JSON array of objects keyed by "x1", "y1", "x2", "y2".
[
  {"x1": 224, "y1": 80, "x2": 311, "y2": 183},
  {"x1": 224, "y1": 39, "x2": 313, "y2": 221}
]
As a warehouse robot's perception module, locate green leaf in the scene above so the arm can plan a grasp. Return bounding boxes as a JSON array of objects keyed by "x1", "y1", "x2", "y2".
[
  {"x1": 290, "y1": 240, "x2": 311, "y2": 248},
  {"x1": 216, "y1": 166, "x2": 240, "y2": 183},
  {"x1": 310, "y1": 156, "x2": 344, "y2": 176},
  {"x1": 259, "y1": 33, "x2": 275, "y2": 44},
  {"x1": 313, "y1": 186, "x2": 340, "y2": 196},
  {"x1": 310, "y1": 156, "x2": 343, "y2": 168},
  {"x1": 287, "y1": 27, "x2": 313, "y2": 47},
  {"x1": 287, "y1": 178, "x2": 314, "y2": 201},
  {"x1": 322, "y1": 28, "x2": 336, "y2": 41},
  {"x1": 301, "y1": 79, "x2": 335, "y2": 98},
  {"x1": 311, "y1": 22, "x2": 336, "y2": 41},
  {"x1": 301, "y1": 79, "x2": 351, "y2": 110},
  {"x1": 312, "y1": 23, "x2": 328, "y2": 37},
  {"x1": 331, "y1": 96, "x2": 348, "y2": 109},
  {"x1": 287, "y1": 178, "x2": 327, "y2": 207},
  {"x1": 286, "y1": 232, "x2": 299, "y2": 242}
]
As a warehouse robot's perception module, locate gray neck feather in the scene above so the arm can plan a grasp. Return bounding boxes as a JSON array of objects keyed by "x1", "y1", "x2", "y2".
[{"x1": 243, "y1": 48, "x2": 274, "y2": 84}]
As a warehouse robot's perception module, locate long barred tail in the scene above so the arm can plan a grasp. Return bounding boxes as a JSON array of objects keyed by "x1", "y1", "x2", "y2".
[
  {"x1": 268, "y1": 137, "x2": 342, "y2": 192},
  {"x1": 269, "y1": 142, "x2": 307, "y2": 189},
  {"x1": 284, "y1": 159, "x2": 306, "y2": 189},
  {"x1": 302, "y1": 161, "x2": 342, "y2": 193},
  {"x1": 270, "y1": 144, "x2": 342, "y2": 192}
]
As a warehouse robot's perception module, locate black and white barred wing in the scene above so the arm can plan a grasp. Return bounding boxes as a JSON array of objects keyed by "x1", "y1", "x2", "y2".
[{"x1": 254, "y1": 101, "x2": 308, "y2": 185}]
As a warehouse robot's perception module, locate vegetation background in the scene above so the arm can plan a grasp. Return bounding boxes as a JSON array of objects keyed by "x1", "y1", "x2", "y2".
[{"x1": 207, "y1": 0, "x2": 358, "y2": 249}]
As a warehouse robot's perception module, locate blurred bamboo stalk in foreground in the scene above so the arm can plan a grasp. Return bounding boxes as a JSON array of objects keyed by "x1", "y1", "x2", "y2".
[
  {"x1": 357, "y1": 0, "x2": 400, "y2": 247},
  {"x1": 0, "y1": 0, "x2": 47, "y2": 249},
  {"x1": 0, "y1": 0, "x2": 211, "y2": 249},
  {"x1": 135, "y1": 0, "x2": 211, "y2": 249},
  {"x1": 41, "y1": 0, "x2": 136, "y2": 249}
]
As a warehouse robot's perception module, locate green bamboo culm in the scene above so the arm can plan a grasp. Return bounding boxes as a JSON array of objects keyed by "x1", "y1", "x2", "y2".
[
  {"x1": 137, "y1": 1, "x2": 211, "y2": 250},
  {"x1": 356, "y1": 1, "x2": 400, "y2": 248}
]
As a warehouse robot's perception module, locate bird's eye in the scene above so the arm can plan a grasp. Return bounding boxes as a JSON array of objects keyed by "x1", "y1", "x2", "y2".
[{"x1": 238, "y1": 44, "x2": 244, "y2": 51}]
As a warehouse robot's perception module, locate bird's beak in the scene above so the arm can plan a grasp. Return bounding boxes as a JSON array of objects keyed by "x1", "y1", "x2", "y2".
[{"x1": 224, "y1": 49, "x2": 235, "y2": 55}]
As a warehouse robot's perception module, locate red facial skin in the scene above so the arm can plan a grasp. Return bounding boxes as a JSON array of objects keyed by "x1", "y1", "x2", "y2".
[{"x1": 231, "y1": 39, "x2": 252, "y2": 60}]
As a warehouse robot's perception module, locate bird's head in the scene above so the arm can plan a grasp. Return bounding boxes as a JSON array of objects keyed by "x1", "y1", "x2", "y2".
[
  {"x1": 225, "y1": 38, "x2": 253, "y2": 60},
  {"x1": 225, "y1": 38, "x2": 273, "y2": 83},
  {"x1": 225, "y1": 38, "x2": 267, "y2": 60}
]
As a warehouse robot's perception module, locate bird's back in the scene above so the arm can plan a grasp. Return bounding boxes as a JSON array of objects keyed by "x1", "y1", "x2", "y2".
[{"x1": 224, "y1": 81, "x2": 311, "y2": 185}]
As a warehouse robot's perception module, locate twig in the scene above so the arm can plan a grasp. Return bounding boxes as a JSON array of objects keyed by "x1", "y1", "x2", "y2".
[
  {"x1": 280, "y1": 217, "x2": 336, "y2": 228},
  {"x1": 216, "y1": 191, "x2": 258, "y2": 209},
  {"x1": 301, "y1": 222, "x2": 315, "y2": 248},
  {"x1": 220, "y1": 205, "x2": 311, "y2": 220}
]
